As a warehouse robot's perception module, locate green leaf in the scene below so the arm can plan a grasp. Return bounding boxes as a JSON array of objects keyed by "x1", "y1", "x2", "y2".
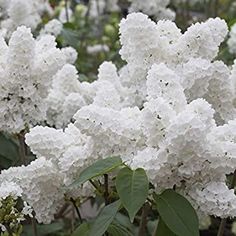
[
  {"x1": 22, "y1": 221, "x2": 64, "y2": 236},
  {"x1": 70, "y1": 156, "x2": 123, "y2": 187},
  {"x1": 107, "y1": 223, "x2": 134, "y2": 236},
  {"x1": 72, "y1": 223, "x2": 90, "y2": 236},
  {"x1": 89, "y1": 200, "x2": 121, "y2": 236},
  {"x1": 0, "y1": 133, "x2": 19, "y2": 161},
  {"x1": 154, "y1": 189, "x2": 199, "y2": 236},
  {"x1": 116, "y1": 167, "x2": 149, "y2": 222},
  {"x1": 0, "y1": 133, "x2": 19, "y2": 169},
  {"x1": 155, "y1": 218, "x2": 176, "y2": 236}
]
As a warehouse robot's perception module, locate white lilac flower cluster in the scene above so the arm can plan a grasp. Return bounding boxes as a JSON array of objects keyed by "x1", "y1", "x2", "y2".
[
  {"x1": 0, "y1": 125, "x2": 94, "y2": 223},
  {"x1": 0, "y1": 0, "x2": 53, "y2": 37},
  {"x1": 128, "y1": 0, "x2": 175, "y2": 21},
  {"x1": 39, "y1": 19, "x2": 63, "y2": 38},
  {"x1": 227, "y1": 23, "x2": 236, "y2": 54},
  {"x1": 2, "y1": 12, "x2": 236, "y2": 223},
  {"x1": 0, "y1": 26, "x2": 66, "y2": 133}
]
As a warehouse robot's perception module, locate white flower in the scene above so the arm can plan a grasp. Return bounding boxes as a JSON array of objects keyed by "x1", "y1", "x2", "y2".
[
  {"x1": 0, "y1": 181, "x2": 22, "y2": 200},
  {"x1": 0, "y1": 0, "x2": 52, "y2": 37},
  {"x1": 0, "y1": 157, "x2": 65, "y2": 223},
  {"x1": 61, "y1": 47, "x2": 78, "y2": 64},
  {"x1": 0, "y1": 26, "x2": 66, "y2": 133},
  {"x1": 39, "y1": 19, "x2": 63, "y2": 38}
]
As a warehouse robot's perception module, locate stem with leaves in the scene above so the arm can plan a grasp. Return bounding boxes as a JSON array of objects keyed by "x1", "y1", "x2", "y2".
[{"x1": 217, "y1": 170, "x2": 236, "y2": 236}]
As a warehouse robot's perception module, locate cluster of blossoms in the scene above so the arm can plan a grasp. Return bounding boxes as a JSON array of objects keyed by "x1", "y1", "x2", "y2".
[
  {"x1": 2, "y1": 12, "x2": 236, "y2": 224},
  {"x1": 128, "y1": 0, "x2": 175, "y2": 21},
  {"x1": 227, "y1": 23, "x2": 236, "y2": 54},
  {"x1": 0, "y1": 0, "x2": 53, "y2": 37},
  {"x1": 0, "y1": 25, "x2": 72, "y2": 133}
]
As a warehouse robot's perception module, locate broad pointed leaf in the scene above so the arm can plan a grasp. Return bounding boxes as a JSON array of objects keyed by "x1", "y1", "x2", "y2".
[
  {"x1": 89, "y1": 200, "x2": 121, "y2": 236},
  {"x1": 154, "y1": 189, "x2": 199, "y2": 236},
  {"x1": 72, "y1": 223, "x2": 90, "y2": 236},
  {"x1": 70, "y1": 156, "x2": 123, "y2": 187},
  {"x1": 116, "y1": 167, "x2": 149, "y2": 222}
]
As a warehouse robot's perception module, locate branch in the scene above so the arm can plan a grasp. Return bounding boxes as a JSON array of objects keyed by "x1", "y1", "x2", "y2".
[
  {"x1": 17, "y1": 131, "x2": 27, "y2": 165},
  {"x1": 70, "y1": 198, "x2": 83, "y2": 224},
  {"x1": 138, "y1": 203, "x2": 150, "y2": 236},
  {"x1": 217, "y1": 170, "x2": 236, "y2": 236}
]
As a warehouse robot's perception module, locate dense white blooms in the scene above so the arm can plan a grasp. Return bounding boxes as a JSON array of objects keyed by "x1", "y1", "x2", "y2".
[
  {"x1": 118, "y1": 13, "x2": 235, "y2": 123},
  {"x1": 46, "y1": 64, "x2": 86, "y2": 128},
  {"x1": 129, "y1": 64, "x2": 236, "y2": 217},
  {"x1": 0, "y1": 181, "x2": 22, "y2": 200},
  {"x1": 25, "y1": 123, "x2": 95, "y2": 188},
  {"x1": 0, "y1": 0, "x2": 53, "y2": 37},
  {"x1": 227, "y1": 23, "x2": 236, "y2": 54},
  {"x1": 4, "y1": 12, "x2": 236, "y2": 222},
  {"x1": 188, "y1": 182, "x2": 236, "y2": 218},
  {"x1": 46, "y1": 61, "x2": 130, "y2": 128},
  {"x1": 0, "y1": 26, "x2": 66, "y2": 133},
  {"x1": 61, "y1": 47, "x2": 78, "y2": 64},
  {"x1": 128, "y1": 0, "x2": 175, "y2": 21},
  {"x1": 39, "y1": 19, "x2": 63, "y2": 38},
  {"x1": 74, "y1": 105, "x2": 145, "y2": 159},
  {"x1": 0, "y1": 157, "x2": 64, "y2": 223}
]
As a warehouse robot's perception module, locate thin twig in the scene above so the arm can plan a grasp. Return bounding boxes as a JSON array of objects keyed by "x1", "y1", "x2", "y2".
[
  {"x1": 89, "y1": 179, "x2": 100, "y2": 191},
  {"x1": 217, "y1": 170, "x2": 236, "y2": 236},
  {"x1": 70, "y1": 198, "x2": 83, "y2": 223},
  {"x1": 17, "y1": 132, "x2": 26, "y2": 165},
  {"x1": 138, "y1": 203, "x2": 150, "y2": 236}
]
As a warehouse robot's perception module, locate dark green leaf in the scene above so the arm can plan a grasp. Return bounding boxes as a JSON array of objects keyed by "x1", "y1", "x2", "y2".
[
  {"x1": 154, "y1": 189, "x2": 199, "y2": 236},
  {"x1": 70, "y1": 156, "x2": 123, "y2": 187},
  {"x1": 22, "y1": 221, "x2": 64, "y2": 236},
  {"x1": 155, "y1": 218, "x2": 176, "y2": 236},
  {"x1": 0, "y1": 133, "x2": 18, "y2": 161},
  {"x1": 89, "y1": 200, "x2": 121, "y2": 236},
  {"x1": 72, "y1": 223, "x2": 90, "y2": 236},
  {"x1": 116, "y1": 167, "x2": 149, "y2": 222},
  {"x1": 0, "y1": 133, "x2": 19, "y2": 169},
  {"x1": 107, "y1": 223, "x2": 134, "y2": 236}
]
